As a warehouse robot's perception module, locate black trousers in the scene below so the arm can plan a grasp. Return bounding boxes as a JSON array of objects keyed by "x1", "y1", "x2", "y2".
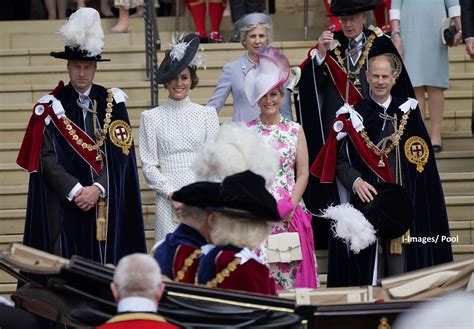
[{"x1": 229, "y1": 0, "x2": 261, "y2": 23}]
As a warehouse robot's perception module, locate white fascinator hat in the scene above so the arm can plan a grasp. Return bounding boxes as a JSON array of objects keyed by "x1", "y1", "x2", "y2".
[{"x1": 244, "y1": 46, "x2": 290, "y2": 106}]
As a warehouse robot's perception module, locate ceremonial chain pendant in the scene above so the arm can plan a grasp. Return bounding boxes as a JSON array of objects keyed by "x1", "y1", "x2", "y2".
[{"x1": 378, "y1": 157, "x2": 385, "y2": 168}]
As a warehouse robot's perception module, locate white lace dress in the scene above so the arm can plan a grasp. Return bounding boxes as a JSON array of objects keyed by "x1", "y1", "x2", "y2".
[{"x1": 139, "y1": 97, "x2": 219, "y2": 242}]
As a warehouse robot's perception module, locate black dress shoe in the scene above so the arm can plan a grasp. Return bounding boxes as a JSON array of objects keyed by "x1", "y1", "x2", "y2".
[{"x1": 432, "y1": 144, "x2": 443, "y2": 153}]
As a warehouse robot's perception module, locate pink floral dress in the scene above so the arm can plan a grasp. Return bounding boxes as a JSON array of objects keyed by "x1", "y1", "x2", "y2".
[{"x1": 247, "y1": 115, "x2": 304, "y2": 290}]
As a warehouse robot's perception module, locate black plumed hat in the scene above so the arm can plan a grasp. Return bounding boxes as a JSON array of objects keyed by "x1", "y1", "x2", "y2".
[
  {"x1": 50, "y1": 8, "x2": 110, "y2": 62},
  {"x1": 156, "y1": 33, "x2": 201, "y2": 84},
  {"x1": 172, "y1": 170, "x2": 281, "y2": 222},
  {"x1": 330, "y1": 0, "x2": 379, "y2": 16},
  {"x1": 353, "y1": 182, "x2": 414, "y2": 239}
]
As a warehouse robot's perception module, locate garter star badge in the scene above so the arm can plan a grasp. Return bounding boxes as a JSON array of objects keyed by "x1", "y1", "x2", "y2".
[
  {"x1": 404, "y1": 136, "x2": 429, "y2": 173},
  {"x1": 109, "y1": 120, "x2": 132, "y2": 155}
]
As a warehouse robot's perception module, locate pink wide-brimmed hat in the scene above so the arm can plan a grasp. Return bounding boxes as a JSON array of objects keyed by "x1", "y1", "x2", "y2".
[{"x1": 244, "y1": 47, "x2": 290, "y2": 106}]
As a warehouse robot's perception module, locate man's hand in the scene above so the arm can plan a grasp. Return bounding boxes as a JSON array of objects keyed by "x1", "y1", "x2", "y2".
[
  {"x1": 169, "y1": 192, "x2": 184, "y2": 218},
  {"x1": 74, "y1": 185, "x2": 101, "y2": 211},
  {"x1": 353, "y1": 179, "x2": 378, "y2": 203},
  {"x1": 317, "y1": 30, "x2": 334, "y2": 60},
  {"x1": 466, "y1": 39, "x2": 474, "y2": 59}
]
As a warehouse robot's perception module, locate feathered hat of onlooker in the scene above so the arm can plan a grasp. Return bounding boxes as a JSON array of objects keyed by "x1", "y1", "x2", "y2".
[
  {"x1": 156, "y1": 33, "x2": 206, "y2": 84},
  {"x1": 192, "y1": 123, "x2": 279, "y2": 188},
  {"x1": 50, "y1": 7, "x2": 109, "y2": 61},
  {"x1": 244, "y1": 46, "x2": 290, "y2": 106}
]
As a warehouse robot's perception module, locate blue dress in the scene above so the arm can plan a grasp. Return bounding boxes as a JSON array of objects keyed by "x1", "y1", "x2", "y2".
[{"x1": 390, "y1": 0, "x2": 460, "y2": 88}]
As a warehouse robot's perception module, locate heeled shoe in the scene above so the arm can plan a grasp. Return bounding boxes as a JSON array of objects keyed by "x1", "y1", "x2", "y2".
[
  {"x1": 208, "y1": 31, "x2": 224, "y2": 43},
  {"x1": 432, "y1": 144, "x2": 443, "y2": 153}
]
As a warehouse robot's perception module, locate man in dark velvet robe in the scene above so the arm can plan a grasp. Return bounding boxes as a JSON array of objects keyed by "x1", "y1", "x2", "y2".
[
  {"x1": 17, "y1": 8, "x2": 146, "y2": 270},
  {"x1": 294, "y1": 0, "x2": 414, "y2": 252},
  {"x1": 328, "y1": 54, "x2": 452, "y2": 286}
]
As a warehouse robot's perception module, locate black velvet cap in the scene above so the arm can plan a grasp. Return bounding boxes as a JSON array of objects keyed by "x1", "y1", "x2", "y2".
[
  {"x1": 172, "y1": 170, "x2": 281, "y2": 222},
  {"x1": 330, "y1": 0, "x2": 379, "y2": 16},
  {"x1": 353, "y1": 182, "x2": 414, "y2": 239},
  {"x1": 156, "y1": 33, "x2": 200, "y2": 84}
]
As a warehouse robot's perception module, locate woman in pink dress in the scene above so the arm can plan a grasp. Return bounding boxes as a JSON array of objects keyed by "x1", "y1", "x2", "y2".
[{"x1": 246, "y1": 47, "x2": 318, "y2": 290}]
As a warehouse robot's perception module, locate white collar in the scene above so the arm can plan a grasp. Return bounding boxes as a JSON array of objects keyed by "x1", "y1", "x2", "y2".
[
  {"x1": 117, "y1": 296, "x2": 157, "y2": 313},
  {"x1": 235, "y1": 247, "x2": 263, "y2": 265},
  {"x1": 74, "y1": 85, "x2": 92, "y2": 97},
  {"x1": 371, "y1": 95, "x2": 392, "y2": 110},
  {"x1": 353, "y1": 32, "x2": 364, "y2": 44}
]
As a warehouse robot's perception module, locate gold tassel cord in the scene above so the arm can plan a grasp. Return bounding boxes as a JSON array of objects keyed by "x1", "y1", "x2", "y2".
[{"x1": 96, "y1": 198, "x2": 107, "y2": 241}]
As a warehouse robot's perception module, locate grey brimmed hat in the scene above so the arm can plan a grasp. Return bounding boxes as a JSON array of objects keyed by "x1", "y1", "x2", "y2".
[{"x1": 232, "y1": 13, "x2": 273, "y2": 42}]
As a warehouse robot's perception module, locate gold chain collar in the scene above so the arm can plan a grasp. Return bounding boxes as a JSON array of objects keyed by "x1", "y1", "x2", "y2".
[
  {"x1": 205, "y1": 257, "x2": 241, "y2": 288},
  {"x1": 175, "y1": 249, "x2": 202, "y2": 282},
  {"x1": 64, "y1": 89, "x2": 114, "y2": 155},
  {"x1": 359, "y1": 110, "x2": 411, "y2": 167},
  {"x1": 334, "y1": 33, "x2": 376, "y2": 78}
]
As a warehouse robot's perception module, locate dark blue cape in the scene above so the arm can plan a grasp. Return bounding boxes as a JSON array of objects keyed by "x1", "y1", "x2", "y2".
[
  {"x1": 328, "y1": 97, "x2": 453, "y2": 287},
  {"x1": 153, "y1": 224, "x2": 206, "y2": 279},
  {"x1": 23, "y1": 83, "x2": 146, "y2": 269}
]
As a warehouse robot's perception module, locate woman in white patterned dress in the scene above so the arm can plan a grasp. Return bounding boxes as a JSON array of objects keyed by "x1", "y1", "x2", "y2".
[
  {"x1": 139, "y1": 34, "x2": 219, "y2": 242},
  {"x1": 246, "y1": 47, "x2": 317, "y2": 290}
]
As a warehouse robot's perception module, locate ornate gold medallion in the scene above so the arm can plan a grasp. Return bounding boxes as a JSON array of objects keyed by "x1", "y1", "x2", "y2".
[
  {"x1": 404, "y1": 136, "x2": 429, "y2": 173},
  {"x1": 109, "y1": 120, "x2": 133, "y2": 155}
]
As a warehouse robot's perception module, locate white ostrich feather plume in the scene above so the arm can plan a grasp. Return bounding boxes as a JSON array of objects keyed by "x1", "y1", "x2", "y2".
[
  {"x1": 59, "y1": 8, "x2": 104, "y2": 57},
  {"x1": 320, "y1": 203, "x2": 377, "y2": 254},
  {"x1": 169, "y1": 34, "x2": 207, "y2": 69},
  {"x1": 192, "y1": 123, "x2": 279, "y2": 188}
]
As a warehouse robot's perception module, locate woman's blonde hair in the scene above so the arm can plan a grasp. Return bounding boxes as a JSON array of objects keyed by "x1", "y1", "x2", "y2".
[{"x1": 210, "y1": 213, "x2": 271, "y2": 249}]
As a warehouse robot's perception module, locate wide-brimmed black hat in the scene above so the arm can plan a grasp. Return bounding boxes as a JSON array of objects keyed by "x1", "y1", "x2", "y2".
[
  {"x1": 50, "y1": 8, "x2": 110, "y2": 62},
  {"x1": 172, "y1": 170, "x2": 281, "y2": 222},
  {"x1": 353, "y1": 182, "x2": 414, "y2": 239},
  {"x1": 50, "y1": 46, "x2": 110, "y2": 62},
  {"x1": 330, "y1": 0, "x2": 379, "y2": 16},
  {"x1": 156, "y1": 33, "x2": 200, "y2": 84}
]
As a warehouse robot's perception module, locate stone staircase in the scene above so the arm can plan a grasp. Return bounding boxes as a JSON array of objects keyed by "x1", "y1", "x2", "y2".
[{"x1": 0, "y1": 14, "x2": 473, "y2": 297}]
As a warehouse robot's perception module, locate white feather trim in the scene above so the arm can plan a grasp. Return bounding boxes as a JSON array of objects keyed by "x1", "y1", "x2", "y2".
[
  {"x1": 111, "y1": 87, "x2": 129, "y2": 104},
  {"x1": 192, "y1": 123, "x2": 279, "y2": 188},
  {"x1": 59, "y1": 8, "x2": 104, "y2": 57},
  {"x1": 320, "y1": 203, "x2": 377, "y2": 254},
  {"x1": 169, "y1": 34, "x2": 206, "y2": 69}
]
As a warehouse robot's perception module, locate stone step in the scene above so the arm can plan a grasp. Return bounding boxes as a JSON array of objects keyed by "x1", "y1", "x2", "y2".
[
  {"x1": 0, "y1": 41, "x2": 313, "y2": 66},
  {"x1": 0, "y1": 14, "x2": 327, "y2": 49},
  {"x1": 440, "y1": 172, "x2": 474, "y2": 196},
  {"x1": 434, "y1": 150, "x2": 474, "y2": 173}
]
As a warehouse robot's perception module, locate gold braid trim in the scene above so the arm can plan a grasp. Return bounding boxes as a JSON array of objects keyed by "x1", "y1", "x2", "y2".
[
  {"x1": 206, "y1": 258, "x2": 241, "y2": 288},
  {"x1": 334, "y1": 33, "x2": 376, "y2": 79},
  {"x1": 175, "y1": 249, "x2": 202, "y2": 282},
  {"x1": 65, "y1": 89, "x2": 114, "y2": 152},
  {"x1": 359, "y1": 110, "x2": 410, "y2": 163}
]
